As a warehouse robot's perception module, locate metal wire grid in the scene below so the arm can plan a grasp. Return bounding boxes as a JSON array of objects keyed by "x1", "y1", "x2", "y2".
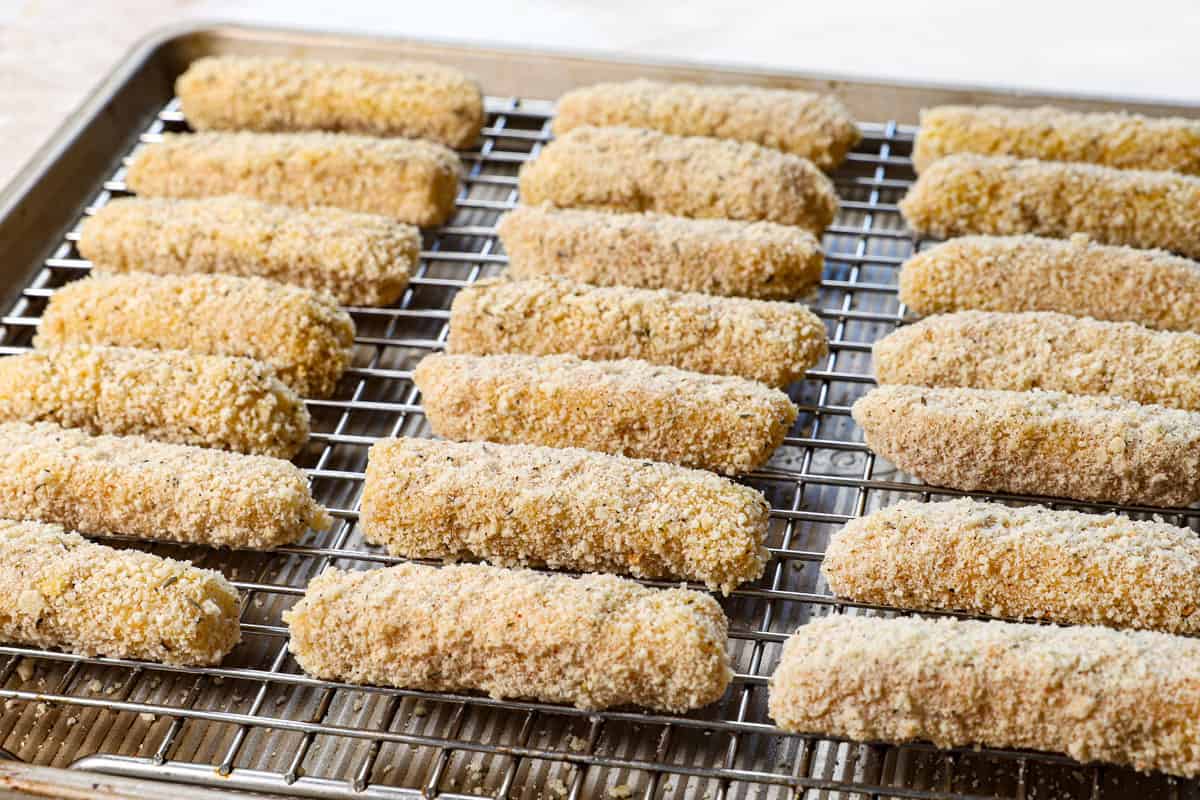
[{"x1": 0, "y1": 94, "x2": 1196, "y2": 800}]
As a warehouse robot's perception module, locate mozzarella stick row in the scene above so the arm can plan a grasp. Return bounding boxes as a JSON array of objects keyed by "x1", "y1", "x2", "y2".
[
  {"x1": 852, "y1": 385, "x2": 1200, "y2": 506},
  {"x1": 0, "y1": 519, "x2": 240, "y2": 665},
  {"x1": 874, "y1": 311, "x2": 1200, "y2": 411},
  {"x1": 127, "y1": 132, "x2": 462, "y2": 226},
  {"x1": 177, "y1": 56, "x2": 484, "y2": 148},
  {"x1": 0, "y1": 422, "x2": 329, "y2": 549},
  {"x1": 498, "y1": 206, "x2": 824, "y2": 300},
  {"x1": 447, "y1": 276, "x2": 827, "y2": 387},
  {"x1": 913, "y1": 104, "x2": 1200, "y2": 175},
  {"x1": 285, "y1": 563, "x2": 731, "y2": 712},
  {"x1": 79, "y1": 196, "x2": 418, "y2": 306},
  {"x1": 900, "y1": 154, "x2": 1200, "y2": 258},
  {"x1": 769, "y1": 615, "x2": 1200, "y2": 777},
  {"x1": 554, "y1": 79, "x2": 859, "y2": 169},
  {"x1": 361, "y1": 438, "x2": 769, "y2": 593},
  {"x1": 414, "y1": 353, "x2": 797, "y2": 475},
  {"x1": 37, "y1": 272, "x2": 355, "y2": 398},
  {"x1": 519, "y1": 126, "x2": 838, "y2": 232},
  {"x1": 0, "y1": 345, "x2": 308, "y2": 458},
  {"x1": 824, "y1": 499, "x2": 1200, "y2": 633},
  {"x1": 898, "y1": 234, "x2": 1200, "y2": 332}
]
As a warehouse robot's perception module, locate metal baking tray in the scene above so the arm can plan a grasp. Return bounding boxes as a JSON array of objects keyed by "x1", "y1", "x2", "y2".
[{"x1": 1, "y1": 21, "x2": 1199, "y2": 800}]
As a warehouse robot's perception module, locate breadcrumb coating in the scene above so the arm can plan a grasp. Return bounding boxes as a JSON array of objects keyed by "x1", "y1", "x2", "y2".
[
  {"x1": 824, "y1": 498, "x2": 1200, "y2": 633},
  {"x1": 498, "y1": 206, "x2": 824, "y2": 300},
  {"x1": 0, "y1": 422, "x2": 329, "y2": 548},
  {"x1": 518, "y1": 126, "x2": 837, "y2": 232},
  {"x1": 177, "y1": 56, "x2": 484, "y2": 148},
  {"x1": 414, "y1": 353, "x2": 797, "y2": 475},
  {"x1": 361, "y1": 438, "x2": 769, "y2": 593},
  {"x1": 769, "y1": 615, "x2": 1200, "y2": 777},
  {"x1": 0, "y1": 518, "x2": 239, "y2": 665},
  {"x1": 447, "y1": 276, "x2": 827, "y2": 387},
  {"x1": 874, "y1": 311, "x2": 1200, "y2": 411},
  {"x1": 285, "y1": 562, "x2": 731, "y2": 711},
  {"x1": 553, "y1": 79, "x2": 859, "y2": 170},
  {"x1": 899, "y1": 154, "x2": 1200, "y2": 258},
  {"x1": 37, "y1": 272, "x2": 355, "y2": 398},
  {"x1": 79, "y1": 196, "x2": 417, "y2": 306},
  {"x1": 898, "y1": 234, "x2": 1200, "y2": 332},
  {"x1": 852, "y1": 385, "x2": 1200, "y2": 506},
  {"x1": 913, "y1": 105, "x2": 1200, "y2": 175},
  {"x1": 126, "y1": 132, "x2": 462, "y2": 226},
  {"x1": 0, "y1": 345, "x2": 308, "y2": 458}
]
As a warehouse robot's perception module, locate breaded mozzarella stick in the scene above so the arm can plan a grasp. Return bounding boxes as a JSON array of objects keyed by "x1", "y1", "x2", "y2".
[
  {"x1": 898, "y1": 234, "x2": 1200, "y2": 332},
  {"x1": 0, "y1": 519, "x2": 240, "y2": 665},
  {"x1": 900, "y1": 154, "x2": 1200, "y2": 258},
  {"x1": 447, "y1": 276, "x2": 827, "y2": 387},
  {"x1": 519, "y1": 126, "x2": 837, "y2": 232},
  {"x1": 553, "y1": 79, "x2": 859, "y2": 169},
  {"x1": 285, "y1": 563, "x2": 731, "y2": 711},
  {"x1": 37, "y1": 273, "x2": 355, "y2": 398},
  {"x1": 498, "y1": 206, "x2": 824, "y2": 300},
  {"x1": 852, "y1": 385, "x2": 1200, "y2": 506},
  {"x1": 913, "y1": 105, "x2": 1200, "y2": 175},
  {"x1": 177, "y1": 56, "x2": 484, "y2": 148},
  {"x1": 824, "y1": 498, "x2": 1200, "y2": 633},
  {"x1": 0, "y1": 422, "x2": 330, "y2": 549},
  {"x1": 361, "y1": 438, "x2": 769, "y2": 592},
  {"x1": 874, "y1": 311, "x2": 1200, "y2": 411},
  {"x1": 0, "y1": 345, "x2": 309, "y2": 458},
  {"x1": 414, "y1": 353, "x2": 797, "y2": 475},
  {"x1": 79, "y1": 197, "x2": 418, "y2": 306},
  {"x1": 126, "y1": 132, "x2": 461, "y2": 226},
  {"x1": 769, "y1": 615, "x2": 1200, "y2": 777}
]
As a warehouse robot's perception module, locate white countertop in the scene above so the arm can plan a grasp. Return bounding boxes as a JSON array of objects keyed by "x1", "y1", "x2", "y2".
[{"x1": 3, "y1": 0, "x2": 1200, "y2": 190}]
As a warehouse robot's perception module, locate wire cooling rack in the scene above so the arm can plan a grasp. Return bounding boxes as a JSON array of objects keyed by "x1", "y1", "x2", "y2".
[{"x1": 0, "y1": 94, "x2": 1196, "y2": 800}]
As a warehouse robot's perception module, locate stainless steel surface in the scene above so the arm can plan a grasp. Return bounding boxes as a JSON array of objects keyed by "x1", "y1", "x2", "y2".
[{"x1": 1, "y1": 23, "x2": 1199, "y2": 800}]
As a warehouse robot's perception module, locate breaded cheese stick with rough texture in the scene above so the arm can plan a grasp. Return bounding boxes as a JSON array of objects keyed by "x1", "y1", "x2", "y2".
[
  {"x1": 519, "y1": 126, "x2": 837, "y2": 232},
  {"x1": 913, "y1": 105, "x2": 1200, "y2": 175},
  {"x1": 177, "y1": 56, "x2": 484, "y2": 148},
  {"x1": 0, "y1": 345, "x2": 308, "y2": 458},
  {"x1": 126, "y1": 132, "x2": 461, "y2": 226},
  {"x1": 37, "y1": 273, "x2": 355, "y2": 398},
  {"x1": 414, "y1": 353, "x2": 797, "y2": 475},
  {"x1": 898, "y1": 234, "x2": 1200, "y2": 332},
  {"x1": 553, "y1": 79, "x2": 859, "y2": 169},
  {"x1": 899, "y1": 154, "x2": 1200, "y2": 258},
  {"x1": 769, "y1": 615, "x2": 1200, "y2": 777},
  {"x1": 824, "y1": 498, "x2": 1200, "y2": 633},
  {"x1": 0, "y1": 519, "x2": 240, "y2": 665},
  {"x1": 285, "y1": 562, "x2": 731, "y2": 711},
  {"x1": 361, "y1": 438, "x2": 769, "y2": 593},
  {"x1": 78, "y1": 197, "x2": 417, "y2": 306},
  {"x1": 498, "y1": 206, "x2": 823, "y2": 300},
  {"x1": 447, "y1": 276, "x2": 827, "y2": 387},
  {"x1": 0, "y1": 422, "x2": 330, "y2": 549},
  {"x1": 874, "y1": 311, "x2": 1200, "y2": 411},
  {"x1": 852, "y1": 385, "x2": 1200, "y2": 506}
]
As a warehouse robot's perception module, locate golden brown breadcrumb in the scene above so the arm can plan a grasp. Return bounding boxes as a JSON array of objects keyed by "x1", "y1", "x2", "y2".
[
  {"x1": 769, "y1": 615, "x2": 1200, "y2": 777},
  {"x1": 126, "y1": 132, "x2": 462, "y2": 226},
  {"x1": 285, "y1": 562, "x2": 731, "y2": 711},
  {"x1": 518, "y1": 126, "x2": 837, "y2": 232},
  {"x1": 0, "y1": 518, "x2": 240, "y2": 665},
  {"x1": 447, "y1": 276, "x2": 827, "y2": 387},
  {"x1": 36, "y1": 272, "x2": 355, "y2": 398},
  {"x1": 414, "y1": 353, "x2": 797, "y2": 475},
  {"x1": 361, "y1": 438, "x2": 769, "y2": 592},
  {"x1": 176, "y1": 55, "x2": 484, "y2": 148},
  {"x1": 79, "y1": 196, "x2": 417, "y2": 306}
]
